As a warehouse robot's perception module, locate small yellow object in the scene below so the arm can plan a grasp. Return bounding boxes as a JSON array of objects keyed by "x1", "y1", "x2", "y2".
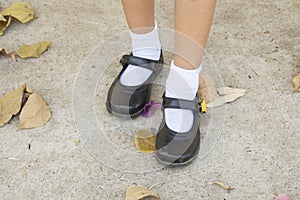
[
  {"x1": 75, "y1": 139, "x2": 81, "y2": 144},
  {"x1": 201, "y1": 100, "x2": 207, "y2": 113},
  {"x1": 135, "y1": 129, "x2": 156, "y2": 153},
  {"x1": 213, "y1": 181, "x2": 234, "y2": 191}
]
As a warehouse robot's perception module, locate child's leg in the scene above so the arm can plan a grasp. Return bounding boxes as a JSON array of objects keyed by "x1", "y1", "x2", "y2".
[
  {"x1": 165, "y1": 0, "x2": 216, "y2": 132},
  {"x1": 121, "y1": 0, "x2": 155, "y2": 34},
  {"x1": 120, "y1": 0, "x2": 161, "y2": 86},
  {"x1": 174, "y1": 0, "x2": 216, "y2": 69}
]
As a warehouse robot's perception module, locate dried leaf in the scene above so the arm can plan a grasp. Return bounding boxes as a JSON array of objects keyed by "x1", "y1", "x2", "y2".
[
  {"x1": 213, "y1": 181, "x2": 234, "y2": 191},
  {"x1": 292, "y1": 74, "x2": 300, "y2": 92},
  {"x1": 16, "y1": 41, "x2": 51, "y2": 58},
  {"x1": 21, "y1": 84, "x2": 34, "y2": 107},
  {"x1": 0, "y1": 14, "x2": 7, "y2": 21},
  {"x1": 0, "y1": 85, "x2": 25, "y2": 127},
  {"x1": 125, "y1": 185, "x2": 161, "y2": 200},
  {"x1": 1, "y1": 2, "x2": 34, "y2": 23},
  {"x1": 199, "y1": 74, "x2": 216, "y2": 89},
  {"x1": 135, "y1": 129, "x2": 156, "y2": 153},
  {"x1": 206, "y1": 87, "x2": 247, "y2": 108},
  {"x1": 198, "y1": 74, "x2": 218, "y2": 103},
  {"x1": 0, "y1": 47, "x2": 16, "y2": 61},
  {"x1": 19, "y1": 92, "x2": 51, "y2": 129},
  {"x1": 206, "y1": 93, "x2": 245, "y2": 108},
  {"x1": 217, "y1": 87, "x2": 247, "y2": 96},
  {"x1": 274, "y1": 194, "x2": 290, "y2": 200},
  {"x1": 24, "y1": 84, "x2": 34, "y2": 94},
  {"x1": 0, "y1": 15, "x2": 12, "y2": 36}
]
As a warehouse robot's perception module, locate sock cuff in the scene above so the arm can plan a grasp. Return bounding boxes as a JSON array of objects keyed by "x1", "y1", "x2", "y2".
[
  {"x1": 170, "y1": 60, "x2": 202, "y2": 74},
  {"x1": 129, "y1": 21, "x2": 158, "y2": 38},
  {"x1": 166, "y1": 61, "x2": 201, "y2": 100},
  {"x1": 129, "y1": 21, "x2": 161, "y2": 60}
]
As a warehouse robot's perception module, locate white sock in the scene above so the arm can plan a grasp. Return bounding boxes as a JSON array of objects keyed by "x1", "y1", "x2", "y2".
[
  {"x1": 120, "y1": 21, "x2": 161, "y2": 86},
  {"x1": 165, "y1": 61, "x2": 201, "y2": 133}
]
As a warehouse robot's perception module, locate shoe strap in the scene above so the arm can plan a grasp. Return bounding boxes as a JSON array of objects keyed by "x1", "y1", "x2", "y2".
[
  {"x1": 120, "y1": 53, "x2": 162, "y2": 75},
  {"x1": 162, "y1": 93, "x2": 199, "y2": 112}
]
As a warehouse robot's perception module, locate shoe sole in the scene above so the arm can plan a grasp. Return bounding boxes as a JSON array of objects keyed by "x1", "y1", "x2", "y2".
[
  {"x1": 155, "y1": 152, "x2": 198, "y2": 168},
  {"x1": 106, "y1": 105, "x2": 144, "y2": 119}
]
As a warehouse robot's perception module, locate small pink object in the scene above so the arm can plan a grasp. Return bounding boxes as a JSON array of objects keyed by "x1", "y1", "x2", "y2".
[
  {"x1": 274, "y1": 194, "x2": 290, "y2": 200},
  {"x1": 142, "y1": 101, "x2": 162, "y2": 118}
]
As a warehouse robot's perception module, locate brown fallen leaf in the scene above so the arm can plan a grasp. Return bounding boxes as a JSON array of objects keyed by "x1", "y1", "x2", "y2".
[
  {"x1": 0, "y1": 47, "x2": 16, "y2": 61},
  {"x1": 198, "y1": 74, "x2": 218, "y2": 103},
  {"x1": 292, "y1": 74, "x2": 300, "y2": 92},
  {"x1": 16, "y1": 41, "x2": 51, "y2": 58},
  {"x1": 135, "y1": 129, "x2": 156, "y2": 153},
  {"x1": 1, "y1": 2, "x2": 34, "y2": 23},
  {"x1": 206, "y1": 94, "x2": 244, "y2": 108},
  {"x1": 19, "y1": 92, "x2": 51, "y2": 129},
  {"x1": 21, "y1": 84, "x2": 34, "y2": 107},
  {"x1": 213, "y1": 181, "x2": 234, "y2": 191},
  {"x1": 24, "y1": 84, "x2": 34, "y2": 94},
  {"x1": 206, "y1": 87, "x2": 247, "y2": 108},
  {"x1": 125, "y1": 185, "x2": 161, "y2": 200},
  {"x1": 0, "y1": 15, "x2": 12, "y2": 36},
  {"x1": 0, "y1": 85, "x2": 25, "y2": 127},
  {"x1": 0, "y1": 13, "x2": 7, "y2": 22},
  {"x1": 217, "y1": 87, "x2": 247, "y2": 96}
]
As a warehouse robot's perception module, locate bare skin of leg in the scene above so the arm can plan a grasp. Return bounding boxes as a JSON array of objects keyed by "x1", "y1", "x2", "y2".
[
  {"x1": 174, "y1": 0, "x2": 216, "y2": 70},
  {"x1": 121, "y1": 0, "x2": 155, "y2": 34}
]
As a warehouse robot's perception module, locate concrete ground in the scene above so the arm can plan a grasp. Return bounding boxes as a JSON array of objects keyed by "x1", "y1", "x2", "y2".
[{"x1": 0, "y1": 0, "x2": 299, "y2": 199}]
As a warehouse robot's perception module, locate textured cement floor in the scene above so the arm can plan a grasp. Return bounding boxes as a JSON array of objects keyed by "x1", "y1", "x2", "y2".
[{"x1": 0, "y1": 0, "x2": 300, "y2": 199}]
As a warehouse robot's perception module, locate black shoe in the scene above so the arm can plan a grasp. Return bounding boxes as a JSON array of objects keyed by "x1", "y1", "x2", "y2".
[
  {"x1": 155, "y1": 93, "x2": 200, "y2": 167},
  {"x1": 106, "y1": 51, "x2": 164, "y2": 118}
]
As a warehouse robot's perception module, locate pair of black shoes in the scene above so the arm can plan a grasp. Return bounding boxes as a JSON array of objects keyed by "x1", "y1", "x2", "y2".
[{"x1": 106, "y1": 52, "x2": 200, "y2": 167}]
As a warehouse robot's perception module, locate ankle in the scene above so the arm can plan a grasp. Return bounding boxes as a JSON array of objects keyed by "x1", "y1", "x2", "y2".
[
  {"x1": 165, "y1": 60, "x2": 201, "y2": 100},
  {"x1": 130, "y1": 21, "x2": 161, "y2": 61}
]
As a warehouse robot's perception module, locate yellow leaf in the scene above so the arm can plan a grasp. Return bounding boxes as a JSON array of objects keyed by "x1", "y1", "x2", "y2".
[
  {"x1": 213, "y1": 181, "x2": 234, "y2": 191},
  {"x1": 0, "y1": 85, "x2": 25, "y2": 127},
  {"x1": 1, "y1": 2, "x2": 34, "y2": 23},
  {"x1": 16, "y1": 41, "x2": 51, "y2": 58},
  {"x1": 292, "y1": 74, "x2": 300, "y2": 92},
  {"x1": 0, "y1": 47, "x2": 16, "y2": 61},
  {"x1": 19, "y1": 92, "x2": 51, "y2": 129},
  {"x1": 206, "y1": 87, "x2": 247, "y2": 108},
  {"x1": 125, "y1": 185, "x2": 161, "y2": 200},
  {"x1": 0, "y1": 15, "x2": 12, "y2": 36},
  {"x1": 135, "y1": 129, "x2": 156, "y2": 153}
]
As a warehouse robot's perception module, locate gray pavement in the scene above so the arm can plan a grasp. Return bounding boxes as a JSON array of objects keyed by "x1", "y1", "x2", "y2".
[{"x1": 0, "y1": 0, "x2": 299, "y2": 199}]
